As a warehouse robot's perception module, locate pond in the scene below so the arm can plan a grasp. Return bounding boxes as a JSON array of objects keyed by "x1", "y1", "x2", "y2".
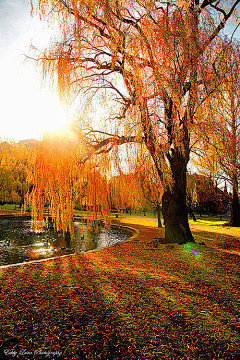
[{"x1": 0, "y1": 216, "x2": 131, "y2": 267}]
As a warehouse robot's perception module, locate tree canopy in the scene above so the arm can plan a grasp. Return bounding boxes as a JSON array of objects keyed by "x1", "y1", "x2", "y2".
[{"x1": 30, "y1": 0, "x2": 240, "y2": 243}]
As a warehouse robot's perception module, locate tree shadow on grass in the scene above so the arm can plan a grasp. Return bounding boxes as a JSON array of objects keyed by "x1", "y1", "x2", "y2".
[{"x1": 0, "y1": 242, "x2": 239, "y2": 359}]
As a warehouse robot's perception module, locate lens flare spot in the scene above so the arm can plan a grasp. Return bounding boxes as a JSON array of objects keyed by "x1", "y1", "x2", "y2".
[{"x1": 191, "y1": 250, "x2": 199, "y2": 256}]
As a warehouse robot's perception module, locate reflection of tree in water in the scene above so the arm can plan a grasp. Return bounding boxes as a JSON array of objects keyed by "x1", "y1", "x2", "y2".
[{"x1": 0, "y1": 217, "x2": 129, "y2": 266}]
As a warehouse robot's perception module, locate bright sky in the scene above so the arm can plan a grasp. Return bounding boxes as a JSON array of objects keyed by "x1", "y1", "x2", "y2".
[{"x1": 0, "y1": 0, "x2": 70, "y2": 142}]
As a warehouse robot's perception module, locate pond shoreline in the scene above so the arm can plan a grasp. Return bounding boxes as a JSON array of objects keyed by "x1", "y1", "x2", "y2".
[{"x1": 0, "y1": 214, "x2": 139, "y2": 269}]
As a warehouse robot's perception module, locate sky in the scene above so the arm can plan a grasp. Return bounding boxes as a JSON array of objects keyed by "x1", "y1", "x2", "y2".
[
  {"x1": 0, "y1": 0, "x2": 239, "y2": 142},
  {"x1": 0, "y1": 0, "x2": 70, "y2": 142}
]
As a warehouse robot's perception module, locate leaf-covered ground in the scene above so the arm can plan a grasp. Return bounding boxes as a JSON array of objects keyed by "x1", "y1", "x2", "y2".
[{"x1": 0, "y1": 220, "x2": 240, "y2": 359}]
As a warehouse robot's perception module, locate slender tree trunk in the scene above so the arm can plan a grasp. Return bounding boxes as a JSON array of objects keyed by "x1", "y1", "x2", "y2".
[
  {"x1": 228, "y1": 96, "x2": 240, "y2": 227},
  {"x1": 188, "y1": 206, "x2": 197, "y2": 221},
  {"x1": 156, "y1": 203, "x2": 162, "y2": 228},
  {"x1": 162, "y1": 149, "x2": 195, "y2": 244},
  {"x1": 229, "y1": 177, "x2": 240, "y2": 226}
]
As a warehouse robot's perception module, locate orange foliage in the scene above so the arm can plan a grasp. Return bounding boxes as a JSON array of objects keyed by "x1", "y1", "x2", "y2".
[
  {"x1": 27, "y1": 131, "x2": 115, "y2": 234},
  {"x1": 27, "y1": 132, "x2": 85, "y2": 234},
  {"x1": 29, "y1": 1, "x2": 240, "y2": 242}
]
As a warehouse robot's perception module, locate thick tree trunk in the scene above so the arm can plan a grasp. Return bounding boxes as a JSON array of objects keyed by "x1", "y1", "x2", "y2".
[
  {"x1": 162, "y1": 191, "x2": 194, "y2": 244},
  {"x1": 162, "y1": 149, "x2": 195, "y2": 244},
  {"x1": 140, "y1": 85, "x2": 194, "y2": 244}
]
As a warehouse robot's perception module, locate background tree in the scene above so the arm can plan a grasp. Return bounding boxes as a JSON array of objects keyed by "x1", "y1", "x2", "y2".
[
  {"x1": 109, "y1": 150, "x2": 164, "y2": 226},
  {"x1": 30, "y1": 0, "x2": 240, "y2": 244},
  {"x1": 198, "y1": 40, "x2": 240, "y2": 225},
  {"x1": 0, "y1": 140, "x2": 33, "y2": 207},
  {"x1": 109, "y1": 173, "x2": 144, "y2": 214},
  {"x1": 133, "y1": 152, "x2": 164, "y2": 227},
  {"x1": 187, "y1": 173, "x2": 229, "y2": 216}
]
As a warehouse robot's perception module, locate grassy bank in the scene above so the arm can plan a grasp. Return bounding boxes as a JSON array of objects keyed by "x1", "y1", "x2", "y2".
[{"x1": 0, "y1": 218, "x2": 240, "y2": 359}]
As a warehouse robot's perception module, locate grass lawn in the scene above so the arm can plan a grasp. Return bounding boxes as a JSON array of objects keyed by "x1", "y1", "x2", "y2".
[
  {"x1": 0, "y1": 204, "x2": 21, "y2": 211},
  {"x1": 0, "y1": 217, "x2": 239, "y2": 359},
  {"x1": 189, "y1": 214, "x2": 230, "y2": 227}
]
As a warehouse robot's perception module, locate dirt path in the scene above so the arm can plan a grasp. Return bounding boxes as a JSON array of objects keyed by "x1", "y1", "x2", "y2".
[
  {"x1": 118, "y1": 215, "x2": 240, "y2": 256},
  {"x1": 118, "y1": 214, "x2": 240, "y2": 237}
]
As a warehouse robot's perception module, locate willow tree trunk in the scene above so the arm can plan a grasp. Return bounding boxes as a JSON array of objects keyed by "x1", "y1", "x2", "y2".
[{"x1": 162, "y1": 149, "x2": 194, "y2": 244}]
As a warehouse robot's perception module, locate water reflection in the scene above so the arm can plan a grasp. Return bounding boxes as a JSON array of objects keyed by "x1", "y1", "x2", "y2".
[{"x1": 0, "y1": 216, "x2": 130, "y2": 266}]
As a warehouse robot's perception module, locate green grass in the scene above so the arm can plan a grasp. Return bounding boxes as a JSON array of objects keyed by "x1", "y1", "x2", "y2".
[
  {"x1": 73, "y1": 209, "x2": 86, "y2": 216},
  {"x1": 189, "y1": 214, "x2": 230, "y2": 226},
  {"x1": 73, "y1": 209, "x2": 158, "y2": 218},
  {"x1": 127, "y1": 210, "x2": 157, "y2": 217},
  {"x1": 0, "y1": 203, "x2": 21, "y2": 210}
]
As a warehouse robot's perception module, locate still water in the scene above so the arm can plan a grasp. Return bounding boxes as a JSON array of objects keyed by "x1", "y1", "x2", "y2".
[{"x1": 0, "y1": 216, "x2": 130, "y2": 266}]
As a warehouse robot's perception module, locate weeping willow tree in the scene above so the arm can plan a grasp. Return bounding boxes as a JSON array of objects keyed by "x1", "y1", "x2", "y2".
[
  {"x1": 26, "y1": 131, "x2": 114, "y2": 235},
  {"x1": 30, "y1": 0, "x2": 240, "y2": 244}
]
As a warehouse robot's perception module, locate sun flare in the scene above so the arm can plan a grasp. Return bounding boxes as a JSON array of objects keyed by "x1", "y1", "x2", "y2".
[
  {"x1": 36, "y1": 93, "x2": 70, "y2": 135},
  {"x1": 1, "y1": 80, "x2": 70, "y2": 141}
]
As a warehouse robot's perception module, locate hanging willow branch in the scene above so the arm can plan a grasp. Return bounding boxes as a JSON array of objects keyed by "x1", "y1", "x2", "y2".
[{"x1": 28, "y1": 0, "x2": 240, "y2": 243}]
